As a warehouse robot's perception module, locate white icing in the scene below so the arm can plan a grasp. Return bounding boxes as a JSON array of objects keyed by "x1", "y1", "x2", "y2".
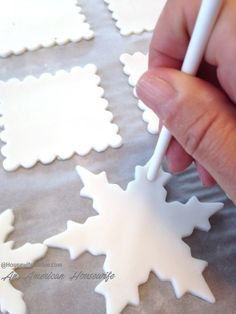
[
  {"x1": 120, "y1": 52, "x2": 159, "y2": 134},
  {"x1": 0, "y1": 65, "x2": 122, "y2": 171},
  {"x1": 45, "y1": 164, "x2": 223, "y2": 314},
  {"x1": 0, "y1": 209, "x2": 47, "y2": 314},
  {"x1": 104, "y1": 0, "x2": 167, "y2": 35},
  {"x1": 0, "y1": 0, "x2": 94, "y2": 58}
]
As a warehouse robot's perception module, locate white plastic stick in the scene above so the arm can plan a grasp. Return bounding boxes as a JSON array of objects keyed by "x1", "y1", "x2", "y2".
[{"x1": 147, "y1": 0, "x2": 223, "y2": 181}]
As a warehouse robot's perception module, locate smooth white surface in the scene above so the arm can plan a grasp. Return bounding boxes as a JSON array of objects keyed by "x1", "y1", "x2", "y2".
[
  {"x1": 104, "y1": 0, "x2": 167, "y2": 35},
  {"x1": 0, "y1": 0, "x2": 94, "y2": 57},
  {"x1": 0, "y1": 209, "x2": 47, "y2": 314},
  {"x1": 120, "y1": 52, "x2": 159, "y2": 134},
  {"x1": 0, "y1": 65, "x2": 122, "y2": 171},
  {"x1": 45, "y1": 164, "x2": 223, "y2": 314},
  {"x1": 147, "y1": 0, "x2": 223, "y2": 181}
]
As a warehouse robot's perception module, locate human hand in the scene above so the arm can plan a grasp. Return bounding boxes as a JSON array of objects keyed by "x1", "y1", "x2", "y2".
[{"x1": 136, "y1": 0, "x2": 236, "y2": 203}]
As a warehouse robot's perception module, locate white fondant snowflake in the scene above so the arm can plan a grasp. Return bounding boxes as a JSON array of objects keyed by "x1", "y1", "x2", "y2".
[
  {"x1": 45, "y1": 165, "x2": 223, "y2": 313},
  {"x1": 104, "y1": 0, "x2": 167, "y2": 35},
  {"x1": 0, "y1": 209, "x2": 47, "y2": 314},
  {"x1": 120, "y1": 52, "x2": 159, "y2": 134}
]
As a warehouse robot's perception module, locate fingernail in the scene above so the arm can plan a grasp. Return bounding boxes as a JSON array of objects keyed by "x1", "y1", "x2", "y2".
[{"x1": 137, "y1": 72, "x2": 176, "y2": 120}]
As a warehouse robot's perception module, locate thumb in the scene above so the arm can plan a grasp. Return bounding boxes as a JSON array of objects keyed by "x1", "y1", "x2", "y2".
[{"x1": 136, "y1": 68, "x2": 236, "y2": 201}]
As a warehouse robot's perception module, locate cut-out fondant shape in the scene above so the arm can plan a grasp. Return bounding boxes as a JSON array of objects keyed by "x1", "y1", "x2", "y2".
[
  {"x1": 104, "y1": 0, "x2": 167, "y2": 35},
  {"x1": 0, "y1": 0, "x2": 94, "y2": 57},
  {"x1": 0, "y1": 209, "x2": 47, "y2": 314},
  {"x1": 0, "y1": 65, "x2": 122, "y2": 171},
  {"x1": 45, "y1": 164, "x2": 222, "y2": 313},
  {"x1": 120, "y1": 52, "x2": 159, "y2": 134}
]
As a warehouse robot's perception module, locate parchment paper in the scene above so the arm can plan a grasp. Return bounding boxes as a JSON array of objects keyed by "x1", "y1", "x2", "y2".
[{"x1": 0, "y1": 1, "x2": 235, "y2": 313}]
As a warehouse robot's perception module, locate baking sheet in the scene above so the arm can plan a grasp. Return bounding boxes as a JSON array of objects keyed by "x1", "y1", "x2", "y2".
[{"x1": 0, "y1": 0, "x2": 236, "y2": 313}]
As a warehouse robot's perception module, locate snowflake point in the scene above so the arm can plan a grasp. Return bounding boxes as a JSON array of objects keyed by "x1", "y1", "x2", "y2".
[
  {"x1": 0, "y1": 209, "x2": 48, "y2": 314},
  {"x1": 67, "y1": 220, "x2": 79, "y2": 228},
  {"x1": 0, "y1": 209, "x2": 14, "y2": 243},
  {"x1": 4, "y1": 240, "x2": 14, "y2": 249}
]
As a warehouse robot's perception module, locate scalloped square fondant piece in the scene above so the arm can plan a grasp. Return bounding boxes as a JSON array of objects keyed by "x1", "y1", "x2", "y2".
[
  {"x1": 0, "y1": 65, "x2": 122, "y2": 171},
  {"x1": 120, "y1": 52, "x2": 159, "y2": 134},
  {"x1": 104, "y1": 0, "x2": 167, "y2": 35},
  {"x1": 0, "y1": 0, "x2": 94, "y2": 57}
]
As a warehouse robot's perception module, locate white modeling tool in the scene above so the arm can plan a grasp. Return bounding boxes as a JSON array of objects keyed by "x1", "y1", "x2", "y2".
[{"x1": 147, "y1": 0, "x2": 223, "y2": 181}]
